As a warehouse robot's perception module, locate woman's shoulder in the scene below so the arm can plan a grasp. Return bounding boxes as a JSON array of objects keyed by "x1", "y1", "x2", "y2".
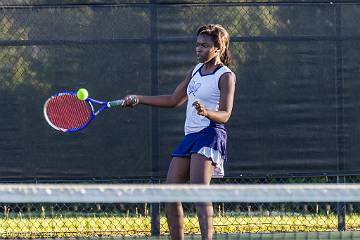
[
  {"x1": 215, "y1": 64, "x2": 234, "y2": 78},
  {"x1": 220, "y1": 64, "x2": 233, "y2": 73},
  {"x1": 217, "y1": 65, "x2": 236, "y2": 85},
  {"x1": 191, "y1": 63, "x2": 204, "y2": 77}
]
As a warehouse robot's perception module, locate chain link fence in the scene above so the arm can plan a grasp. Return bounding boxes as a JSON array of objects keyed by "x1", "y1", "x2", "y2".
[
  {"x1": 0, "y1": 0, "x2": 360, "y2": 238},
  {"x1": 0, "y1": 1, "x2": 359, "y2": 178}
]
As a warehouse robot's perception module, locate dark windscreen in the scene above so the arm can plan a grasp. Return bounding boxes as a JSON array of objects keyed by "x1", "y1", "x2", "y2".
[{"x1": 0, "y1": 1, "x2": 359, "y2": 180}]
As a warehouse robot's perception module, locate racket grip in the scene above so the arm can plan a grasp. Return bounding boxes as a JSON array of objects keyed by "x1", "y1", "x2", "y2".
[{"x1": 107, "y1": 99, "x2": 125, "y2": 108}]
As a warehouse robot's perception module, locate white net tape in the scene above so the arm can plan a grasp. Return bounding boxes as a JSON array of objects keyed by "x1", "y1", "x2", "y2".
[{"x1": 0, "y1": 184, "x2": 360, "y2": 203}]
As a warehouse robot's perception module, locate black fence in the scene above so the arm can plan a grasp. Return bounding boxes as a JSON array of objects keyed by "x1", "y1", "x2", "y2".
[
  {"x1": 1, "y1": 0, "x2": 360, "y2": 179},
  {"x1": 0, "y1": 1, "x2": 360, "y2": 237}
]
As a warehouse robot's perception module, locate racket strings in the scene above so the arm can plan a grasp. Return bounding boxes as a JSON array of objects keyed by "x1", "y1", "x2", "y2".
[{"x1": 46, "y1": 94, "x2": 92, "y2": 131}]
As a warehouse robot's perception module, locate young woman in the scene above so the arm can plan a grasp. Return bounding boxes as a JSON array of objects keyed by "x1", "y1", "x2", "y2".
[{"x1": 123, "y1": 24, "x2": 236, "y2": 240}]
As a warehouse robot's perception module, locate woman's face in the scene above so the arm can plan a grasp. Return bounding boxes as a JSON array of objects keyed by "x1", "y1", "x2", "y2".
[{"x1": 196, "y1": 33, "x2": 219, "y2": 63}]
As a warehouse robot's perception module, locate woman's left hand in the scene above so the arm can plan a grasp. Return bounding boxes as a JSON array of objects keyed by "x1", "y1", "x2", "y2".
[{"x1": 192, "y1": 100, "x2": 208, "y2": 117}]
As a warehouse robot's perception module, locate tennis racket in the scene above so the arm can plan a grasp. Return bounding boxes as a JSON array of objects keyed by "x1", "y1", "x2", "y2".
[{"x1": 43, "y1": 92, "x2": 136, "y2": 132}]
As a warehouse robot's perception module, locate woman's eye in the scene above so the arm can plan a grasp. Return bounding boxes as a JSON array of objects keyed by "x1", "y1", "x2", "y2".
[{"x1": 196, "y1": 43, "x2": 208, "y2": 48}]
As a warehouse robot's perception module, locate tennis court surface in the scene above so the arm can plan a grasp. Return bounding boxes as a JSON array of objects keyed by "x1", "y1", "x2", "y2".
[{"x1": 72, "y1": 231, "x2": 360, "y2": 239}]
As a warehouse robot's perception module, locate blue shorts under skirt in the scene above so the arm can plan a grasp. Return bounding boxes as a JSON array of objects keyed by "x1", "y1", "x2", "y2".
[{"x1": 171, "y1": 126, "x2": 227, "y2": 178}]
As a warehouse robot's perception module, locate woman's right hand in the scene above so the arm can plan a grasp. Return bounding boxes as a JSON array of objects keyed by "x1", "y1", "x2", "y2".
[{"x1": 123, "y1": 95, "x2": 139, "y2": 107}]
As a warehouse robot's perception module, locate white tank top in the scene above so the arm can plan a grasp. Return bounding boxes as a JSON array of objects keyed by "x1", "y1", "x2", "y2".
[{"x1": 184, "y1": 63, "x2": 233, "y2": 135}]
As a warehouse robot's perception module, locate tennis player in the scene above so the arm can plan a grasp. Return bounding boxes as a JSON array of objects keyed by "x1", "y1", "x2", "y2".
[{"x1": 123, "y1": 24, "x2": 236, "y2": 240}]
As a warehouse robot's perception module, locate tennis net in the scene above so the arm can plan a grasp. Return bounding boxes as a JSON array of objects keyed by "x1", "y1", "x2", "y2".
[{"x1": 0, "y1": 183, "x2": 359, "y2": 239}]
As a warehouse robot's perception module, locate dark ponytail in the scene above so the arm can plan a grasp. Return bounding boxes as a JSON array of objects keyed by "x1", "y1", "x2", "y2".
[{"x1": 221, "y1": 44, "x2": 232, "y2": 65}]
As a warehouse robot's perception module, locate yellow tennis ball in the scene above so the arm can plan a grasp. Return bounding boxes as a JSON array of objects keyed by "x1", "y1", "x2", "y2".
[{"x1": 76, "y1": 88, "x2": 88, "y2": 100}]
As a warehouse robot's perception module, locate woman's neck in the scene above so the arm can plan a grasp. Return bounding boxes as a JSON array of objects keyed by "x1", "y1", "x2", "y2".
[{"x1": 203, "y1": 57, "x2": 222, "y2": 70}]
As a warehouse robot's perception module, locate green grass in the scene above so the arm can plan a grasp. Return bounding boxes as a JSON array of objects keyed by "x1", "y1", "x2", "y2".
[{"x1": 0, "y1": 214, "x2": 359, "y2": 239}]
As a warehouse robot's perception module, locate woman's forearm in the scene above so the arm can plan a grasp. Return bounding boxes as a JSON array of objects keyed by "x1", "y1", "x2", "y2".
[
  {"x1": 205, "y1": 110, "x2": 231, "y2": 124},
  {"x1": 138, "y1": 95, "x2": 181, "y2": 108}
]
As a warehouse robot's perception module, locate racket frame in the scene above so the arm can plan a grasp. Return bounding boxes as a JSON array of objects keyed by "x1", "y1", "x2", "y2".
[{"x1": 44, "y1": 91, "x2": 124, "y2": 133}]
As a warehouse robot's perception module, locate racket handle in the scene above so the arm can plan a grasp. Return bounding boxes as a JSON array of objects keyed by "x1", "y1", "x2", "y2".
[{"x1": 107, "y1": 99, "x2": 125, "y2": 108}]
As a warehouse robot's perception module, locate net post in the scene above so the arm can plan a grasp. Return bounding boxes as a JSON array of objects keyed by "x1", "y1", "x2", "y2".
[
  {"x1": 150, "y1": 180, "x2": 160, "y2": 236},
  {"x1": 149, "y1": 0, "x2": 161, "y2": 237},
  {"x1": 335, "y1": 3, "x2": 346, "y2": 232},
  {"x1": 337, "y1": 176, "x2": 346, "y2": 231},
  {"x1": 151, "y1": 202, "x2": 161, "y2": 236}
]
